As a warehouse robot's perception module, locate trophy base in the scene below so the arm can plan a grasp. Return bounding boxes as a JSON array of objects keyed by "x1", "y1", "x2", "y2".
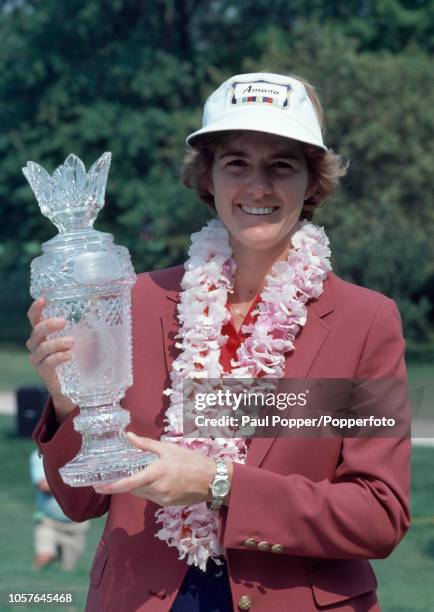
[
  {"x1": 58, "y1": 402, "x2": 159, "y2": 487},
  {"x1": 59, "y1": 445, "x2": 158, "y2": 487}
]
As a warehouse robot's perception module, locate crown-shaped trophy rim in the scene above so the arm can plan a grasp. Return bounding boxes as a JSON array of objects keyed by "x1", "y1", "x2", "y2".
[{"x1": 22, "y1": 151, "x2": 112, "y2": 232}]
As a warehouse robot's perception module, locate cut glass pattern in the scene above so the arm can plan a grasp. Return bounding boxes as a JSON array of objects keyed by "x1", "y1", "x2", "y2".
[{"x1": 23, "y1": 153, "x2": 157, "y2": 486}]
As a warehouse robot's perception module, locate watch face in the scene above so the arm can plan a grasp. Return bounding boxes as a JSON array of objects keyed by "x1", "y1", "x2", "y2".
[{"x1": 213, "y1": 478, "x2": 230, "y2": 497}]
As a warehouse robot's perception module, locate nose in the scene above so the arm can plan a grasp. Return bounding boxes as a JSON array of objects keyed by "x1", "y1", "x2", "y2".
[{"x1": 244, "y1": 166, "x2": 272, "y2": 200}]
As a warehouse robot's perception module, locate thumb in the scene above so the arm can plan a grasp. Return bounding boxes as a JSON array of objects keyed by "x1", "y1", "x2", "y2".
[{"x1": 126, "y1": 432, "x2": 164, "y2": 457}]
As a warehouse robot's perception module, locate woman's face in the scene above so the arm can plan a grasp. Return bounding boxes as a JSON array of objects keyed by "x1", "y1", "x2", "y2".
[{"x1": 209, "y1": 131, "x2": 312, "y2": 252}]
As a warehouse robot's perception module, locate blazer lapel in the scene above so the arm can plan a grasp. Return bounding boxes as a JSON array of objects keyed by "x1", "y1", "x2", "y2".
[
  {"x1": 160, "y1": 274, "x2": 335, "y2": 468},
  {"x1": 246, "y1": 276, "x2": 334, "y2": 468},
  {"x1": 160, "y1": 309, "x2": 178, "y2": 374}
]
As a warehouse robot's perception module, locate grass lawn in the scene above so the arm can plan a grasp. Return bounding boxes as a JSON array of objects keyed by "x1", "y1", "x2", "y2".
[
  {"x1": 0, "y1": 414, "x2": 105, "y2": 611},
  {"x1": 1, "y1": 414, "x2": 434, "y2": 611},
  {"x1": 372, "y1": 445, "x2": 434, "y2": 611},
  {"x1": 0, "y1": 346, "x2": 42, "y2": 391}
]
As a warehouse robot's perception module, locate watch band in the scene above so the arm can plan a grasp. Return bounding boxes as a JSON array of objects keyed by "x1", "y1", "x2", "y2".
[{"x1": 209, "y1": 459, "x2": 230, "y2": 510}]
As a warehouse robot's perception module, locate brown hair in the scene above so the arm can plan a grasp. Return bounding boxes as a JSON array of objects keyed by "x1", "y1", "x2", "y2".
[{"x1": 180, "y1": 74, "x2": 348, "y2": 221}]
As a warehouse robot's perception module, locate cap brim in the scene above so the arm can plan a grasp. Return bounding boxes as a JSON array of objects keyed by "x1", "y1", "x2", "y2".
[{"x1": 186, "y1": 107, "x2": 327, "y2": 151}]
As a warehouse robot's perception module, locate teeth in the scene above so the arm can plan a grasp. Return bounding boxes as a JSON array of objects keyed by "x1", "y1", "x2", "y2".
[{"x1": 239, "y1": 205, "x2": 277, "y2": 215}]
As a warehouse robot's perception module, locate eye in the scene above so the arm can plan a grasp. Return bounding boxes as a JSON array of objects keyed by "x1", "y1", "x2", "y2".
[
  {"x1": 226, "y1": 159, "x2": 247, "y2": 167},
  {"x1": 272, "y1": 161, "x2": 296, "y2": 170}
]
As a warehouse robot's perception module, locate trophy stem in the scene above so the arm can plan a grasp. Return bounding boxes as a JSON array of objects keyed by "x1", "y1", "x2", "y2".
[{"x1": 59, "y1": 402, "x2": 158, "y2": 487}]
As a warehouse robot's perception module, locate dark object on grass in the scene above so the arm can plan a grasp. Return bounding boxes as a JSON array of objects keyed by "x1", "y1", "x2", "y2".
[{"x1": 16, "y1": 386, "x2": 48, "y2": 438}]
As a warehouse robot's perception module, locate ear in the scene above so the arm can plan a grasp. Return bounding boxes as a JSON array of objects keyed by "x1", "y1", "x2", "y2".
[{"x1": 303, "y1": 178, "x2": 317, "y2": 202}]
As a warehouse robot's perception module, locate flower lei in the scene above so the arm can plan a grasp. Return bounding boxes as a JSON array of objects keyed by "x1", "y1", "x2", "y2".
[{"x1": 155, "y1": 218, "x2": 331, "y2": 571}]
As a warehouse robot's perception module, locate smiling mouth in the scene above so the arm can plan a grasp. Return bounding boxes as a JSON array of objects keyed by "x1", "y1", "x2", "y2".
[{"x1": 237, "y1": 204, "x2": 279, "y2": 216}]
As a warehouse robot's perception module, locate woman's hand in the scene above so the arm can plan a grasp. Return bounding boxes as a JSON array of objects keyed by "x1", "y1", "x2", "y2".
[
  {"x1": 93, "y1": 433, "x2": 232, "y2": 507},
  {"x1": 26, "y1": 297, "x2": 76, "y2": 422}
]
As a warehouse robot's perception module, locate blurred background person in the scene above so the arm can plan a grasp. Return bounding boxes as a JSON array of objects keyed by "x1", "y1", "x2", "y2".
[{"x1": 29, "y1": 448, "x2": 89, "y2": 570}]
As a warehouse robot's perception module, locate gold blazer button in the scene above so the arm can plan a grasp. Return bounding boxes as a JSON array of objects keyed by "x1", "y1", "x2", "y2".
[
  {"x1": 243, "y1": 538, "x2": 258, "y2": 548},
  {"x1": 271, "y1": 543, "x2": 284, "y2": 553},
  {"x1": 238, "y1": 594, "x2": 252, "y2": 610}
]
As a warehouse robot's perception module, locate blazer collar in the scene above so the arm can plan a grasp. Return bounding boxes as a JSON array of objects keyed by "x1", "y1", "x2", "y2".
[
  {"x1": 309, "y1": 274, "x2": 334, "y2": 319},
  {"x1": 166, "y1": 289, "x2": 180, "y2": 304},
  {"x1": 164, "y1": 267, "x2": 183, "y2": 304}
]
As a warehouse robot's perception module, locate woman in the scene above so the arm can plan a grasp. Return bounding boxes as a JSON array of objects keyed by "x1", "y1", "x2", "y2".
[{"x1": 27, "y1": 72, "x2": 410, "y2": 611}]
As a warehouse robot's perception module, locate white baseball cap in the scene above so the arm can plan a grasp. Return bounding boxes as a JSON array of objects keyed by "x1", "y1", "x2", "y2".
[{"x1": 186, "y1": 72, "x2": 326, "y2": 151}]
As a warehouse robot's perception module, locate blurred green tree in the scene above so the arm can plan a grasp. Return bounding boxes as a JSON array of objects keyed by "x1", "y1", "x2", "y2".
[
  {"x1": 251, "y1": 23, "x2": 434, "y2": 340},
  {"x1": 0, "y1": 1, "x2": 433, "y2": 342}
]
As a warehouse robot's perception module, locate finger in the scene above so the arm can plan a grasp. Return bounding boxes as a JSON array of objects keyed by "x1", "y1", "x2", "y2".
[
  {"x1": 126, "y1": 432, "x2": 167, "y2": 457},
  {"x1": 128, "y1": 490, "x2": 163, "y2": 506},
  {"x1": 93, "y1": 467, "x2": 158, "y2": 494},
  {"x1": 94, "y1": 483, "x2": 161, "y2": 507},
  {"x1": 31, "y1": 348, "x2": 74, "y2": 369},
  {"x1": 30, "y1": 336, "x2": 74, "y2": 365},
  {"x1": 26, "y1": 318, "x2": 67, "y2": 351},
  {"x1": 27, "y1": 297, "x2": 45, "y2": 326}
]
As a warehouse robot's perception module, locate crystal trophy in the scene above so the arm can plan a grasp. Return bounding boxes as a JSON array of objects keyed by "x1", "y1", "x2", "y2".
[{"x1": 23, "y1": 152, "x2": 157, "y2": 486}]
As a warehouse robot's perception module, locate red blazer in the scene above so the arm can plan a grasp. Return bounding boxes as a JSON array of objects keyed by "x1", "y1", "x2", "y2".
[{"x1": 33, "y1": 266, "x2": 410, "y2": 612}]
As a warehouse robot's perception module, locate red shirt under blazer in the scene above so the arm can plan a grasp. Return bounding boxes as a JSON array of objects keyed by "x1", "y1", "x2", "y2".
[{"x1": 33, "y1": 265, "x2": 411, "y2": 612}]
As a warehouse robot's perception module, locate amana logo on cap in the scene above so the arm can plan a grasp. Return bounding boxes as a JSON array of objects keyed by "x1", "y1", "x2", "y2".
[{"x1": 231, "y1": 80, "x2": 291, "y2": 109}]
